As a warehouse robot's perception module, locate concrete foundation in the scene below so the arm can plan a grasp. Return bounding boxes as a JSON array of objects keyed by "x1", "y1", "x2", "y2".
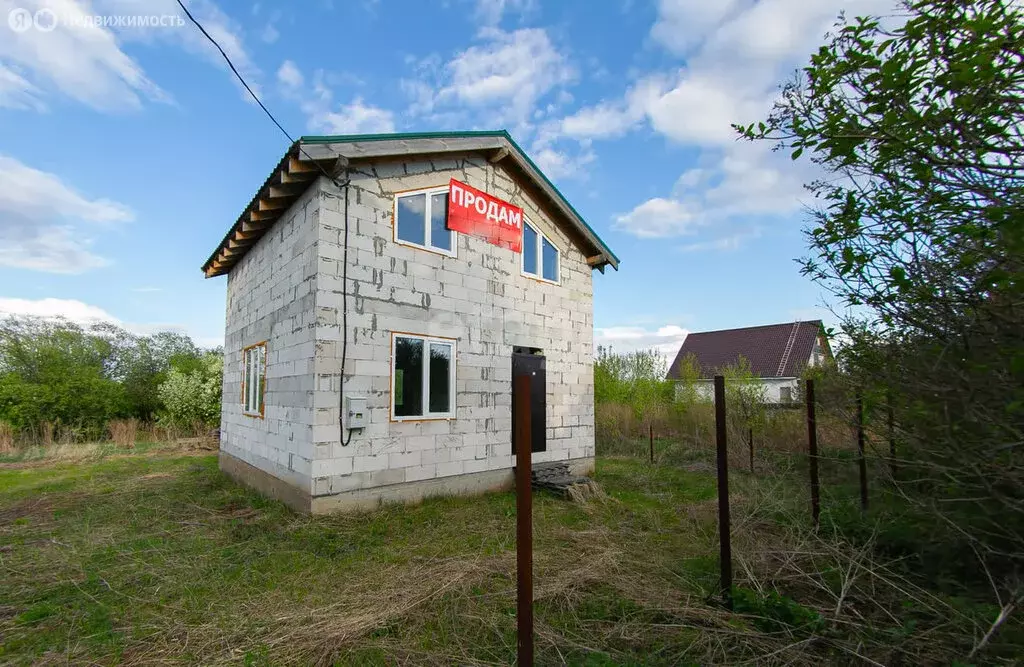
[{"x1": 220, "y1": 450, "x2": 594, "y2": 514}]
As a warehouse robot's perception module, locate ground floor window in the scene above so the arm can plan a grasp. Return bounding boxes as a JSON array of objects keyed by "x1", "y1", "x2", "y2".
[
  {"x1": 392, "y1": 333, "x2": 456, "y2": 420},
  {"x1": 243, "y1": 342, "x2": 266, "y2": 417}
]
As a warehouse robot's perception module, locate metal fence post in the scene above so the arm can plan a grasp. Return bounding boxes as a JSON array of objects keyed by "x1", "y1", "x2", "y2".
[
  {"x1": 857, "y1": 394, "x2": 869, "y2": 512},
  {"x1": 887, "y1": 399, "x2": 897, "y2": 480},
  {"x1": 514, "y1": 374, "x2": 534, "y2": 666},
  {"x1": 714, "y1": 375, "x2": 733, "y2": 609},
  {"x1": 806, "y1": 378, "x2": 821, "y2": 529},
  {"x1": 748, "y1": 426, "x2": 754, "y2": 473},
  {"x1": 649, "y1": 423, "x2": 654, "y2": 465}
]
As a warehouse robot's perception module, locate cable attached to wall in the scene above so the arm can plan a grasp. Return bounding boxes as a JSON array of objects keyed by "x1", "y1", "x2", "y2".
[{"x1": 338, "y1": 172, "x2": 355, "y2": 447}]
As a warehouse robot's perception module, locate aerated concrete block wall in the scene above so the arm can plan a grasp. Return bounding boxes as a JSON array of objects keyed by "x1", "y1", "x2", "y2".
[
  {"x1": 309, "y1": 155, "x2": 596, "y2": 501},
  {"x1": 220, "y1": 185, "x2": 321, "y2": 495}
]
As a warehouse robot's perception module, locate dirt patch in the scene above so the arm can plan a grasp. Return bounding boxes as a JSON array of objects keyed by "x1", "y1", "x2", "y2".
[{"x1": 0, "y1": 496, "x2": 59, "y2": 526}]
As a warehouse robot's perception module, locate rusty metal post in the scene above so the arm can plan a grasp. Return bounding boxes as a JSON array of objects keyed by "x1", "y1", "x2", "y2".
[
  {"x1": 806, "y1": 378, "x2": 820, "y2": 529},
  {"x1": 513, "y1": 374, "x2": 534, "y2": 667},
  {"x1": 748, "y1": 426, "x2": 754, "y2": 473},
  {"x1": 649, "y1": 423, "x2": 654, "y2": 465},
  {"x1": 714, "y1": 375, "x2": 733, "y2": 609},
  {"x1": 857, "y1": 395, "x2": 869, "y2": 512},
  {"x1": 887, "y1": 399, "x2": 896, "y2": 480}
]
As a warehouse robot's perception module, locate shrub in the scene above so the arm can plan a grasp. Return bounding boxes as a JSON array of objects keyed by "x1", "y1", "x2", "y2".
[{"x1": 157, "y1": 353, "x2": 223, "y2": 427}]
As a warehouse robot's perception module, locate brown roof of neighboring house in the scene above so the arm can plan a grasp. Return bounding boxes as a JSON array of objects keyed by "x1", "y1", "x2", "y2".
[{"x1": 666, "y1": 320, "x2": 827, "y2": 380}]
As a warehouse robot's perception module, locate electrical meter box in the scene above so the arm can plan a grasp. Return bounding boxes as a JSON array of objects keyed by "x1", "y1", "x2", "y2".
[{"x1": 345, "y1": 396, "x2": 368, "y2": 429}]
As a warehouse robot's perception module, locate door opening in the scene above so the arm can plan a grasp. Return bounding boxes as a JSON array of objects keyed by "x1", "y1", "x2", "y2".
[{"x1": 511, "y1": 348, "x2": 546, "y2": 454}]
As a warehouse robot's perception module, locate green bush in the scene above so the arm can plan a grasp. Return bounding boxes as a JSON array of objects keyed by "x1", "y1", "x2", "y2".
[
  {"x1": 157, "y1": 353, "x2": 223, "y2": 427},
  {"x1": 0, "y1": 315, "x2": 221, "y2": 442}
]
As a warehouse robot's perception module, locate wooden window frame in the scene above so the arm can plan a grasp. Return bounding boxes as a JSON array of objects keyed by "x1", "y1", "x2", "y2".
[{"x1": 242, "y1": 341, "x2": 267, "y2": 419}]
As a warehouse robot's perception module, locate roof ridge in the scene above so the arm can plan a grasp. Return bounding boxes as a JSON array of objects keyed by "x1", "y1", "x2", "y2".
[{"x1": 687, "y1": 319, "x2": 822, "y2": 337}]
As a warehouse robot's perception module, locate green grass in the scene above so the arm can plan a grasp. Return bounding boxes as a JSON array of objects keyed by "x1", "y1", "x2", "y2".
[
  {"x1": 0, "y1": 453, "x2": 726, "y2": 665},
  {"x1": 1, "y1": 448, "x2": 1017, "y2": 665}
]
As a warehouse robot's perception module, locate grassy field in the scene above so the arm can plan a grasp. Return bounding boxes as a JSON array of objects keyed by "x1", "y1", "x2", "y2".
[
  {"x1": 0, "y1": 450, "x2": 733, "y2": 665},
  {"x1": 1, "y1": 445, "x2": 1018, "y2": 665}
]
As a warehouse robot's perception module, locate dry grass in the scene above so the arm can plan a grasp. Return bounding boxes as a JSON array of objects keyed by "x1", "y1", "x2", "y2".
[
  {"x1": 0, "y1": 421, "x2": 12, "y2": 454},
  {"x1": 108, "y1": 418, "x2": 138, "y2": 449},
  {"x1": 2, "y1": 448, "x2": 1019, "y2": 664}
]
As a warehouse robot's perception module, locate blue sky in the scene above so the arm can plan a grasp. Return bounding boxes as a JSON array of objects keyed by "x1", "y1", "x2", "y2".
[{"x1": 0, "y1": 0, "x2": 887, "y2": 355}]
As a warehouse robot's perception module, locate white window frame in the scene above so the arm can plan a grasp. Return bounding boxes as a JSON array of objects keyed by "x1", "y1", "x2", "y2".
[
  {"x1": 390, "y1": 333, "x2": 457, "y2": 421},
  {"x1": 242, "y1": 341, "x2": 266, "y2": 418},
  {"x1": 393, "y1": 185, "x2": 457, "y2": 258},
  {"x1": 520, "y1": 218, "x2": 560, "y2": 285}
]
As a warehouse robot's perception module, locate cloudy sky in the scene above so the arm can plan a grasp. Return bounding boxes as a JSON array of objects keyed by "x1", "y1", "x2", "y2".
[{"x1": 0, "y1": 0, "x2": 890, "y2": 354}]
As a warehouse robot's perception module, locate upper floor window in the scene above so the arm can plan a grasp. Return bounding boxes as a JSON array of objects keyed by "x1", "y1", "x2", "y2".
[
  {"x1": 522, "y1": 219, "x2": 559, "y2": 283},
  {"x1": 242, "y1": 342, "x2": 266, "y2": 417},
  {"x1": 394, "y1": 186, "x2": 454, "y2": 256}
]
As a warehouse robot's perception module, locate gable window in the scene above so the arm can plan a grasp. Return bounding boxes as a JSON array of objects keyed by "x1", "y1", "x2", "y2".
[
  {"x1": 242, "y1": 342, "x2": 266, "y2": 417},
  {"x1": 521, "y1": 219, "x2": 559, "y2": 283},
  {"x1": 394, "y1": 186, "x2": 454, "y2": 256},
  {"x1": 392, "y1": 333, "x2": 456, "y2": 420}
]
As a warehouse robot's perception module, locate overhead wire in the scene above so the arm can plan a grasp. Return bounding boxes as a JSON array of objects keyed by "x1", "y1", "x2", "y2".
[{"x1": 176, "y1": 0, "x2": 357, "y2": 446}]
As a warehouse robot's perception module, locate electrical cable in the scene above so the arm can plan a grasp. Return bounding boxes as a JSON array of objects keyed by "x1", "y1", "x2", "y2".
[
  {"x1": 174, "y1": 0, "x2": 342, "y2": 187},
  {"x1": 339, "y1": 174, "x2": 355, "y2": 446},
  {"x1": 177, "y1": 0, "x2": 358, "y2": 445}
]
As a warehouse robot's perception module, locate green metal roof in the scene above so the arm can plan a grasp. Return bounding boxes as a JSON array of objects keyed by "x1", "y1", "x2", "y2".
[{"x1": 298, "y1": 130, "x2": 620, "y2": 265}]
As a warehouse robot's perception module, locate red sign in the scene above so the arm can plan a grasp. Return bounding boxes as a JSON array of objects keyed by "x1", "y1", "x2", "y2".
[{"x1": 447, "y1": 178, "x2": 523, "y2": 253}]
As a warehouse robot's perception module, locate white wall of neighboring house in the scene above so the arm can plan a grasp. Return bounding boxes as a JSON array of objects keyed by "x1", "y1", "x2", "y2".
[{"x1": 674, "y1": 349, "x2": 820, "y2": 404}]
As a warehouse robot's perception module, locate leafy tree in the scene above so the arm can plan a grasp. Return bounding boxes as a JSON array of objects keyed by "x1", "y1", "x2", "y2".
[
  {"x1": 739, "y1": 0, "x2": 1024, "y2": 601},
  {"x1": 157, "y1": 352, "x2": 223, "y2": 427},
  {"x1": 0, "y1": 317, "x2": 128, "y2": 431},
  {"x1": 594, "y1": 347, "x2": 674, "y2": 418},
  {"x1": 0, "y1": 315, "x2": 220, "y2": 438}
]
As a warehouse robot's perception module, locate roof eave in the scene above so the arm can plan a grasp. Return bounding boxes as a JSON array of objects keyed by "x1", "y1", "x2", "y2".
[{"x1": 200, "y1": 131, "x2": 618, "y2": 278}]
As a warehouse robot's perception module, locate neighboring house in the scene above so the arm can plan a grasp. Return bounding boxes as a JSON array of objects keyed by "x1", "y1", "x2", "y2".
[
  {"x1": 202, "y1": 131, "x2": 619, "y2": 513},
  {"x1": 665, "y1": 320, "x2": 832, "y2": 403}
]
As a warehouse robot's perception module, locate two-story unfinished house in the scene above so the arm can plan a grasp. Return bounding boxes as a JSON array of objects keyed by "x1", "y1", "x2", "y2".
[{"x1": 202, "y1": 131, "x2": 619, "y2": 513}]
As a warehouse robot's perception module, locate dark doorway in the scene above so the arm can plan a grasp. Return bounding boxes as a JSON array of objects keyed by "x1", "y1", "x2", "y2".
[{"x1": 511, "y1": 348, "x2": 546, "y2": 454}]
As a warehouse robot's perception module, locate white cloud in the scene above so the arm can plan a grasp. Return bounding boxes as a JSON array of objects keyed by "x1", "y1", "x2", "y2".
[
  {"x1": 595, "y1": 324, "x2": 689, "y2": 358},
  {"x1": 404, "y1": 27, "x2": 575, "y2": 131},
  {"x1": 543, "y1": 0, "x2": 901, "y2": 242},
  {"x1": 472, "y1": 0, "x2": 537, "y2": 26},
  {"x1": 531, "y1": 146, "x2": 594, "y2": 181},
  {"x1": 678, "y1": 227, "x2": 762, "y2": 253},
  {"x1": 259, "y1": 9, "x2": 282, "y2": 43},
  {"x1": 613, "y1": 198, "x2": 698, "y2": 239},
  {"x1": 0, "y1": 155, "x2": 133, "y2": 273},
  {"x1": 0, "y1": 0, "x2": 262, "y2": 111},
  {"x1": 649, "y1": 0, "x2": 743, "y2": 55},
  {"x1": 0, "y1": 297, "x2": 224, "y2": 348},
  {"x1": 278, "y1": 61, "x2": 394, "y2": 135},
  {"x1": 276, "y1": 60, "x2": 304, "y2": 89},
  {"x1": 0, "y1": 63, "x2": 45, "y2": 110},
  {"x1": 309, "y1": 97, "x2": 395, "y2": 134},
  {"x1": 0, "y1": 0, "x2": 170, "y2": 111},
  {"x1": 614, "y1": 140, "x2": 812, "y2": 242},
  {"x1": 0, "y1": 297, "x2": 117, "y2": 323}
]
